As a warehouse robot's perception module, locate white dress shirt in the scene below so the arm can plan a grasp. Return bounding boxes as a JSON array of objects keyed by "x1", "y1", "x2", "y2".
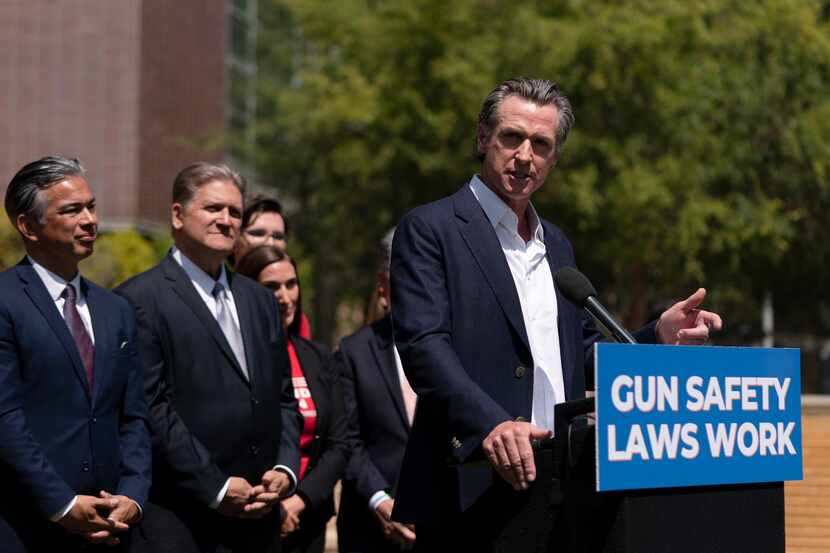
[
  {"x1": 172, "y1": 248, "x2": 241, "y2": 329},
  {"x1": 29, "y1": 256, "x2": 95, "y2": 344},
  {"x1": 171, "y1": 248, "x2": 297, "y2": 507},
  {"x1": 469, "y1": 176, "x2": 566, "y2": 433}
]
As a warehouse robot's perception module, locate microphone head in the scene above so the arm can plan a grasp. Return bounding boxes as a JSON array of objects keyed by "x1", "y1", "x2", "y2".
[{"x1": 554, "y1": 266, "x2": 597, "y2": 305}]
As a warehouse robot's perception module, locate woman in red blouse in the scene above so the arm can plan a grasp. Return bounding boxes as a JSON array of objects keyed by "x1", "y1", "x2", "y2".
[{"x1": 237, "y1": 245, "x2": 349, "y2": 553}]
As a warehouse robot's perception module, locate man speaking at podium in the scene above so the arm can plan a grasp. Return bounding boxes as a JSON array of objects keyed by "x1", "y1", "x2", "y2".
[{"x1": 389, "y1": 78, "x2": 723, "y2": 551}]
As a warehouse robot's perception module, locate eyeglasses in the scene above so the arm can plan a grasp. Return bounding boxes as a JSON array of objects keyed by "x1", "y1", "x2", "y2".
[{"x1": 244, "y1": 229, "x2": 286, "y2": 242}]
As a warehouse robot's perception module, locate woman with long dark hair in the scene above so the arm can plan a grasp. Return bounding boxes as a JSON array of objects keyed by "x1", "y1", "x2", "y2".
[{"x1": 237, "y1": 245, "x2": 349, "y2": 553}]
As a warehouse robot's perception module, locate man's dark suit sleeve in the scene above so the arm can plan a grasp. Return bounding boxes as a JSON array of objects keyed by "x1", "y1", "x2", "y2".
[
  {"x1": 114, "y1": 302, "x2": 152, "y2": 508},
  {"x1": 0, "y1": 301, "x2": 75, "y2": 518},
  {"x1": 335, "y1": 347, "x2": 391, "y2": 504},
  {"x1": 119, "y1": 293, "x2": 227, "y2": 506},
  {"x1": 391, "y1": 212, "x2": 512, "y2": 463}
]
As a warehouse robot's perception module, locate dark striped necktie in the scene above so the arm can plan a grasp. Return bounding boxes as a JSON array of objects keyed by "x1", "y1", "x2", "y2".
[{"x1": 62, "y1": 284, "x2": 94, "y2": 392}]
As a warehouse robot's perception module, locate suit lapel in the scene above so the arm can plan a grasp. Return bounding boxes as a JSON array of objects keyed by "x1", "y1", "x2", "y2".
[
  {"x1": 453, "y1": 186, "x2": 531, "y2": 354},
  {"x1": 162, "y1": 255, "x2": 250, "y2": 385},
  {"x1": 543, "y1": 222, "x2": 577, "y2": 400},
  {"x1": 85, "y1": 280, "x2": 110, "y2": 405},
  {"x1": 370, "y1": 318, "x2": 409, "y2": 429},
  {"x1": 292, "y1": 338, "x2": 326, "y2": 429},
  {"x1": 16, "y1": 262, "x2": 91, "y2": 399}
]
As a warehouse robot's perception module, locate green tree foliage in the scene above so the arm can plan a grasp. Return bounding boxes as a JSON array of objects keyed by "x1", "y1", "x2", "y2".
[
  {"x1": 0, "y1": 216, "x2": 163, "y2": 289},
  {"x1": 252, "y1": 0, "x2": 830, "y2": 344},
  {"x1": 0, "y1": 218, "x2": 25, "y2": 269},
  {"x1": 80, "y1": 230, "x2": 162, "y2": 289}
]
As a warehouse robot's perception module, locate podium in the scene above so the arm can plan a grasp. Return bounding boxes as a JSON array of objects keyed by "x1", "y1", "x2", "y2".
[
  {"x1": 490, "y1": 398, "x2": 786, "y2": 553},
  {"x1": 561, "y1": 399, "x2": 785, "y2": 553},
  {"x1": 489, "y1": 343, "x2": 800, "y2": 553}
]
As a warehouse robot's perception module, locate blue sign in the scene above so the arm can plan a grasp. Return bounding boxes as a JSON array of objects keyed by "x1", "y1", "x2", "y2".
[{"x1": 595, "y1": 344, "x2": 802, "y2": 492}]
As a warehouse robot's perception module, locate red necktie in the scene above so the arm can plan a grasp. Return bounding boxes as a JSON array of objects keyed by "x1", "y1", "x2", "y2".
[{"x1": 62, "y1": 284, "x2": 95, "y2": 392}]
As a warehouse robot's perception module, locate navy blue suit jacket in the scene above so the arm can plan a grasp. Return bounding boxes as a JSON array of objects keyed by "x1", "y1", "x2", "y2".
[
  {"x1": 0, "y1": 259, "x2": 151, "y2": 545},
  {"x1": 336, "y1": 316, "x2": 411, "y2": 552},
  {"x1": 389, "y1": 184, "x2": 656, "y2": 526}
]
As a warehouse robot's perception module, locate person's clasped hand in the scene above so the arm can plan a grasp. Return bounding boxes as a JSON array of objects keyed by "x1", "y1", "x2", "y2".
[
  {"x1": 58, "y1": 492, "x2": 137, "y2": 546},
  {"x1": 374, "y1": 498, "x2": 416, "y2": 549}
]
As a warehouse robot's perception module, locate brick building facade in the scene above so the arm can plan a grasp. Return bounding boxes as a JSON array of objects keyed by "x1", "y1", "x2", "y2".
[{"x1": 0, "y1": 0, "x2": 237, "y2": 229}]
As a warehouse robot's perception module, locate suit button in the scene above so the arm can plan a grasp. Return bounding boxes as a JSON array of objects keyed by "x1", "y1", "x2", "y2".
[
  {"x1": 81, "y1": 461, "x2": 90, "y2": 472},
  {"x1": 250, "y1": 444, "x2": 260, "y2": 455},
  {"x1": 251, "y1": 397, "x2": 260, "y2": 406},
  {"x1": 515, "y1": 366, "x2": 527, "y2": 379}
]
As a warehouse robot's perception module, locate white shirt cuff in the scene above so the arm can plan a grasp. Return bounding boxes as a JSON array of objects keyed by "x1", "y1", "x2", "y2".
[
  {"x1": 50, "y1": 495, "x2": 77, "y2": 522},
  {"x1": 369, "y1": 490, "x2": 392, "y2": 512},
  {"x1": 210, "y1": 478, "x2": 232, "y2": 509},
  {"x1": 273, "y1": 465, "x2": 298, "y2": 495},
  {"x1": 131, "y1": 499, "x2": 143, "y2": 520}
]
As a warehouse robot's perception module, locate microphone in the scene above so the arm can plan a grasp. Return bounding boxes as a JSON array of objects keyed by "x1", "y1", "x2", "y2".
[{"x1": 554, "y1": 266, "x2": 637, "y2": 344}]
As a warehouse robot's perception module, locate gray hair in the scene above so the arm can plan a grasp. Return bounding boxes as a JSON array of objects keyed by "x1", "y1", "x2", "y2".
[
  {"x1": 5, "y1": 156, "x2": 86, "y2": 224},
  {"x1": 172, "y1": 162, "x2": 246, "y2": 207},
  {"x1": 476, "y1": 77, "x2": 575, "y2": 161}
]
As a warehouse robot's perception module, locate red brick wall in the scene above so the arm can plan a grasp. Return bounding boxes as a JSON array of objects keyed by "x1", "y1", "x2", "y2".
[
  {"x1": 0, "y1": 0, "x2": 228, "y2": 228},
  {"x1": 0, "y1": 0, "x2": 142, "y2": 226},
  {"x1": 138, "y1": 0, "x2": 228, "y2": 226},
  {"x1": 786, "y1": 397, "x2": 830, "y2": 552}
]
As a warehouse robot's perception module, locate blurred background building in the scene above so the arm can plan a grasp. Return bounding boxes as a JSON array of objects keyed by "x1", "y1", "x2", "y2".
[{"x1": 0, "y1": 0, "x2": 256, "y2": 230}]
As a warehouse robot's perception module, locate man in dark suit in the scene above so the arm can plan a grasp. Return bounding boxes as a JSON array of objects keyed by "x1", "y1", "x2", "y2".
[
  {"x1": 0, "y1": 156, "x2": 151, "y2": 551},
  {"x1": 337, "y1": 229, "x2": 416, "y2": 552},
  {"x1": 115, "y1": 163, "x2": 302, "y2": 553},
  {"x1": 390, "y1": 78, "x2": 724, "y2": 549}
]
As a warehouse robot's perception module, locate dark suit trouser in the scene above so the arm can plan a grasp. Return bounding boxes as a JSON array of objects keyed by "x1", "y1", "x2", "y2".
[
  {"x1": 414, "y1": 450, "x2": 571, "y2": 553},
  {"x1": 280, "y1": 525, "x2": 325, "y2": 553},
  {"x1": 337, "y1": 509, "x2": 411, "y2": 553},
  {"x1": 0, "y1": 507, "x2": 134, "y2": 553},
  {"x1": 128, "y1": 500, "x2": 281, "y2": 553},
  {"x1": 281, "y1": 506, "x2": 327, "y2": 553}
]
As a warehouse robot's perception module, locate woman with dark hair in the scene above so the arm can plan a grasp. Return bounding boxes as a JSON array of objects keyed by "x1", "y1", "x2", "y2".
[
  {"x1": 236, "y1": 245, "x2": 348, "y2": 553},
  {"x1": 233, "y1": 195, "x2": 312, "y2": 338}
]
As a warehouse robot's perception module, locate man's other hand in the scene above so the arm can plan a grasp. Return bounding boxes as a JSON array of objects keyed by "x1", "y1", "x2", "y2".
[
  {"x1": 483, "y1": 420, "x2": 551, "y2": 491},
  {"x1": 217, "y1": 477, "x2": 255, "y2": 517},
  {"x1": 241, "y1": 469, "x2": 290, "y2": 518},
  {"x1": 656, "y1": 288, "x2": 723, "y2": 345},
  {"x1": 374, "y1": 498, "x2": 416, "y2": 548},
  {"x1": 261, "y1": 469, "x2": 291, "y2": 499},
  {"x1": 57, "y1": 495, "x2": 122, "y2": 540},
  {"x1": 98, "y1": 490, "x2": 140, "y2": 524}
]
